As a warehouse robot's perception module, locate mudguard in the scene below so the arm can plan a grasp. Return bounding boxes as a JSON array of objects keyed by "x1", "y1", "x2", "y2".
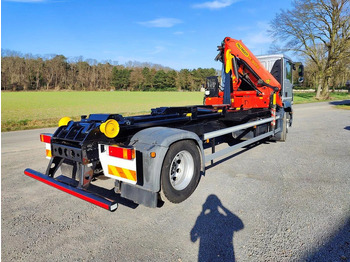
[{"x1": 128, "y1": 127, "x2": 205, "y2": 193}]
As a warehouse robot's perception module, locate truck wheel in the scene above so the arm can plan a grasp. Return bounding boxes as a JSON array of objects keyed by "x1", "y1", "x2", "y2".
[{"x1": 160, "y1": 140, "x2": 201, "y2": 203}]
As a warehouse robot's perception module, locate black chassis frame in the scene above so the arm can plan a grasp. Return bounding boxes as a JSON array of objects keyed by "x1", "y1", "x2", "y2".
[{"x1": 43, "y1": 104, "x2": 272, "y2": 203}]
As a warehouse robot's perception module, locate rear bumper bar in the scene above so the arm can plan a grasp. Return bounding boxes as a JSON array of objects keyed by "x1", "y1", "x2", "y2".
[{"x1": 24, "y1": 168, "x2": 118, "y2": 211}]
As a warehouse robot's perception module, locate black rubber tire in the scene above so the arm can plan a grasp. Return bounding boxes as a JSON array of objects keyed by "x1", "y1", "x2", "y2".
[{"x1": 160, "y1": 140, "x2": 201, "y2": 203}]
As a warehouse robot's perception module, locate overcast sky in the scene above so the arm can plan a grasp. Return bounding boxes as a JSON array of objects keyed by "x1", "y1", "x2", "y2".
[{"x1": 2, "y1": 0, "x2": 293, "y2": 70}]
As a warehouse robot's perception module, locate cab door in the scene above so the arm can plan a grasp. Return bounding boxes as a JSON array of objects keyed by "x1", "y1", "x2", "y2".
[{"x1": 283, "y1": 58, "x2": 293, "y2": 105}]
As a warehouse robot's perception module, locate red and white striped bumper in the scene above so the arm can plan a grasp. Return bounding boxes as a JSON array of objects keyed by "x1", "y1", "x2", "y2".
[{"x1": 24, "y1": 168, "x2": 118, "y2": 211}]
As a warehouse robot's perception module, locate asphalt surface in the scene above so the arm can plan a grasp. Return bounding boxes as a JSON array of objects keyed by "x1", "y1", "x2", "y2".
[{"x1": 2, "y1": 101, "x2": 350, "y2": 262}]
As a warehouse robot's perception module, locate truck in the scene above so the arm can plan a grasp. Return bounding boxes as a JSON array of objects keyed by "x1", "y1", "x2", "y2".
[{"x1": 24, "y1": 37, "x2": 304, "y2": 211}]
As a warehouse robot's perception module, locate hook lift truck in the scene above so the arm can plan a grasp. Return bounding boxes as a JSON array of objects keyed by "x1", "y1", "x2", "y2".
[{"x1": 24, "y1": 37, "x2": 304, "y2": 211}]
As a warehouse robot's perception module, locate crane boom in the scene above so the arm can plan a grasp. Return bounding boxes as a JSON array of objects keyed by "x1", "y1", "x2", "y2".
[{"x1": 206, "y1": 37, "x2": 282, "y2": 109}]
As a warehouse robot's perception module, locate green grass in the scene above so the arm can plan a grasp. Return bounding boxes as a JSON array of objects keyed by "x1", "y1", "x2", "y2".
[
  {"x1": 1, "y1": 91, "x2": 204, "y2": 131},
  {"x1": 335, "y1": 104, "x2": 350, "y2": 110},
  {"x1": 2, "y1": 91, "x2": 350, "y2": 132},
  {"x1": 293, "y1": 92, "x2": 350, "y2": 104}
]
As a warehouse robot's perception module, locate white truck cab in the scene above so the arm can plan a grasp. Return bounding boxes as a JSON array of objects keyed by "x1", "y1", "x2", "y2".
[{"x1": 257, "y1": 54, "x2": 294, "y2": 111}]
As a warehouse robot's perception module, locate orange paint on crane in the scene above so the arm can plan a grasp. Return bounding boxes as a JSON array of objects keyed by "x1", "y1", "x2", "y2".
[{"x1": 205, "y1": 37, "x2": 282, "y2": 110}]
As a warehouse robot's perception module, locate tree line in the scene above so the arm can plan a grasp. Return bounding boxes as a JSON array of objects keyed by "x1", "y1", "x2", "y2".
[{"x1": 1, "y1": 50, "x2": 218, "y2": 92}]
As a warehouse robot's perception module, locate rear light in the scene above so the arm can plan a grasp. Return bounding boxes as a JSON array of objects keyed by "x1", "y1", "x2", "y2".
[
  {"x1": 108, "y1": 146, "x2": 135, "y2": 160},
  {"x1": 40, "y1": 133, "x2": 52, "y2": 143}
]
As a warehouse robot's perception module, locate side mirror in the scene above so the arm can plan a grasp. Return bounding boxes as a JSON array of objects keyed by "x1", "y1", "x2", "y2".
[
  {"x1": 298, "y1": 64, "x2": 304, "y2": 77},
  {"x1": 298, "y1": 64, "x2": 304, "y2": 83}
]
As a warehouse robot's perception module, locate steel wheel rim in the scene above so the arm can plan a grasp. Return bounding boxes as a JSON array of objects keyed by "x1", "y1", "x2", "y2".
[{"x1": 169, "y1": 150, "x2": 194, "y2": 190}]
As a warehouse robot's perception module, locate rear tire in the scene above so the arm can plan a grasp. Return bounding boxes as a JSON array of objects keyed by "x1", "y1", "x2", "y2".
[{"x1": 160, "y1": 140, "x2": 201, "y2": 203}]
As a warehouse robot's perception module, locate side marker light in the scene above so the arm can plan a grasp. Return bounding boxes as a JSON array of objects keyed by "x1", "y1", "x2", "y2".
[{"x1": 150, "y1": 152, "x2": 156, "y2": 158}]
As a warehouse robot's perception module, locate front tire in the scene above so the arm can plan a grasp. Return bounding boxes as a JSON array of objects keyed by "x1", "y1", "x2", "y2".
[{"x1": 160, "y1": 140, "x2": 201, "y2": 203}]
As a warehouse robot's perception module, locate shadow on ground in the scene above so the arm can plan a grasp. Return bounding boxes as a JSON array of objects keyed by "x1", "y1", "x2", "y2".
[
  {"x1": 191, "y1": 195, "x2": 244, "y2": 262},
  {"x1": 304, "y1": 217, "x2": 350, "y2": 261},
  {"x1": 329, "y1": 99, "x2": 350, "y2": 106}
]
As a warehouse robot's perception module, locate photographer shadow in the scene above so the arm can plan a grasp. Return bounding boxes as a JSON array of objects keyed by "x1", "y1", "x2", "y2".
[{"x1": 191, "y1": 195, "x2": 244, "y2": 262}]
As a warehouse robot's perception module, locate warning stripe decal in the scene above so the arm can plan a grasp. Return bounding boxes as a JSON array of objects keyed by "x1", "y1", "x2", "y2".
[
  {"x1": 46, "y1": 149, "x2": 52, "y2": 158},
  {"x1": 108, "y1": 165, "x2": 137, "y2": 182}
]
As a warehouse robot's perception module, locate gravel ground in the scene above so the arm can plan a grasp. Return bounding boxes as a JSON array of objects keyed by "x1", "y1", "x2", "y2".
[{"x1": 2, "y1": 101, "x2": 350, "y2": 262}]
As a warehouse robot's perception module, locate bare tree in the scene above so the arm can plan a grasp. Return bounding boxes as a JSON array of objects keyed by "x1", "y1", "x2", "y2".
[
  {"x1": 270, "y1": 0, "x2": 350, "y2": 99},
  {"x1": 129, "y1": 67, "x2": 145, "y2": 91},
  {"x1": 97, "y1": 62, "x2": 113, "y2": 90},
  {"x1": 331, "y1": 54, "x2": 350, "y2": 88}
]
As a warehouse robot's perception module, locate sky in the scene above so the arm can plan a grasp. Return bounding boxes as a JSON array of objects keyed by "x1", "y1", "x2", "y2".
[{"x1": 1, "y1": 0, "x2": 293, "y2": 70}]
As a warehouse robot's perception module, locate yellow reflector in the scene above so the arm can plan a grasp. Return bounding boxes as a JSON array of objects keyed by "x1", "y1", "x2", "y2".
[
  {"x1": 46, "y1": 149, "x2": 52, "y2": 158},
  {"x1": 100, "y1": 119, "x2": 120, "y2": 138},
  {"x1": 58, "y1": 116, "x2": 72, "y2": 127}
]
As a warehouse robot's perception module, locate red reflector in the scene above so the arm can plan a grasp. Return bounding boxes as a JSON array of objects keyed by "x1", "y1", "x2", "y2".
[
  {"x1": 109, "y1": 146, "x2": 135, "y2": 160},
  {"x1": 40, "y1": 133, "x2": 52, "y2": 143}
]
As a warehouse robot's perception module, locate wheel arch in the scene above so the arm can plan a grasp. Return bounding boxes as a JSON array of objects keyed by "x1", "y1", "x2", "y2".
[
  {"x1": 129, "y1": 127, "x2": 205, "y2": 193},
  {"x1": 165, "y1": 137, "x2": 205, "y2": 173}
]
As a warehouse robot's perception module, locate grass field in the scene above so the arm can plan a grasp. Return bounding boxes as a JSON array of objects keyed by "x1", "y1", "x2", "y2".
[
  {"x1": 1, "y1": 91, "x2": 204, "y2": 131},
  {"x1": 293, "y1": 92, "x2": 350, "y2": 104},
  {"x1": 2, "y1": 91, "x2": 349, "y2": 131},
  {"x1": 335, "y1": 104, "x2": 350, "y2": 110}
]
